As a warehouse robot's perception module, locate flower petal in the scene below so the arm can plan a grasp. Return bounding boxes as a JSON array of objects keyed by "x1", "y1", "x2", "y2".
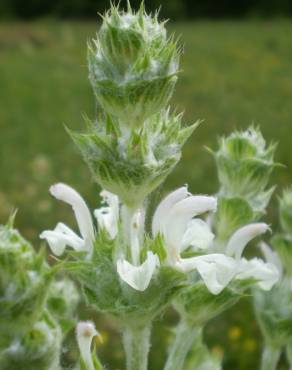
[
  {"x1": 181, "y1": 218, "x2": 215, "y2": 252},
  {"x1": 166, "y1": 195, "x2": 217, "y2": 251},
  {"x1": 236, "y1": 257, "x2": 280, "y2": 290},
  {"x1": 117, "y1": 252, "x2": 160, "y2": 291},
  {"x1": 226, "y1": 223, "x2": 269, "y2": 260},
  {"x1": 179, "y1": 254, "x2": 237, "y2": 295},
  {"x1": 40, "y1": 222, "x2": 85, "y2": 256},
  {"x1": 152, "y1": 186, "x2": 189, "y2": 237},
  {"x1": 50, "y1": 183, "x2": 95, "y2": 244}
]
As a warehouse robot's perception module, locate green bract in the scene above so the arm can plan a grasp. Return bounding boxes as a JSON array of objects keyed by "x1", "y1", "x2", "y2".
[
  {"x1": 64, "y1": 233, "x2": 185, "y2": 325},
  {"x1": 70, "y1": 111, "x2": 198, "y2": 207},
  {"x1": 88, "y1": 4, "x2": 179, "y2": 127}
]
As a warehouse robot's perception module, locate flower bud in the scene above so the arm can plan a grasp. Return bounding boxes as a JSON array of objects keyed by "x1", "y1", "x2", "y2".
[
  {"x1": 88, "y1": 4, "x2": 179, "y2": 127},
  {"x1": 213, "y1": 127, "x2": 276, "y2": 240},
  {"x1": 214, "y1": 126, "x2": 276, "y2": 212}
]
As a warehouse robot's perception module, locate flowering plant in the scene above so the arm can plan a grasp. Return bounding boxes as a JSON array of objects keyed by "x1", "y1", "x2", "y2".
[{"x1": 0, "y1": 3, "x2": 287, "y2": 370}]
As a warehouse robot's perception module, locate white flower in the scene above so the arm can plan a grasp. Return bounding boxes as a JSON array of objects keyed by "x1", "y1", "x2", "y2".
[
  {"x1": 152, "y1": 186, "x2": 217, "y2": 265},
  {"x1": 117, "y1": 251, "x2": 160, "y2": 291},
  {"x1": 94, "y1": 190, "x2": 119, "y2": 239},
  {"x1": 152, "y1": 187, "x2": 279, "y2": 294},
  {"x1": 76, "y1": 321, "x2": 102, "y2": 370},
  {"x1": 40, "y1": 183, "x2": 95, "y2": 256}
]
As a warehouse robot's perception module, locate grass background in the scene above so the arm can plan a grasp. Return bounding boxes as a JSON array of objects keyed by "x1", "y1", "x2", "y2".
[{"x1": 1, "y1": 20, "x2": 292, "y2": 369}]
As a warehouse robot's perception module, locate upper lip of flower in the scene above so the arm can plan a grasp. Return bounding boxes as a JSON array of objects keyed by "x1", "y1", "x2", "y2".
[
  {"x1": 152, "y1": 186, "x2": 217, "y2": 263},
  {"x1": 40, "y1": 183, "x2": 95, "y2": 256}
]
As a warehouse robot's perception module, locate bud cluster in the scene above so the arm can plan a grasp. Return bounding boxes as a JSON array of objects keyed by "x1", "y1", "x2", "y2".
[
  {"x1": 88, "y1": 4, "x2": 179, "y2": 126},
  {"x1": 212, "y1": 126, "x2": 276, "y2": 240}
]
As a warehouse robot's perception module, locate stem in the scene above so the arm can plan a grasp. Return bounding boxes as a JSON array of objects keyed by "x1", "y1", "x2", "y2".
[
  {"x1": 122, "y1": 324, "x2": 151, "y2": 370},
  {"x1": 260, "y1": 343, "x2": 281, "y2": 370},
  {"x1": 164, "y1": 319, "x2": 202, "y2": 370}
]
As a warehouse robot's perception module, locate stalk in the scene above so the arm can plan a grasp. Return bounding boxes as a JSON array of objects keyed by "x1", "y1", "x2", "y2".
[
  {"x1": 164, "y1": 319, "x2": 202, "y2": 370},
  {"x1": 260, "y1": 344, "x2": 281, "y2": 370},
  {"x1": 122, "y1": 324, "x2": 151, "y2": 370}
]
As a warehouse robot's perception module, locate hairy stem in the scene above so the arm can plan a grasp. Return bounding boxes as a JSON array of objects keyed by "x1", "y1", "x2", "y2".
[
  {"x1": 164, "y1": 319, "x2": 202, "y2": 370},
  {"x1": 260, "y1": 344, "x2": 281, "y2": 370},
  {"x1": 122, "y1": 324, "x2": 151, "y2": 370}
]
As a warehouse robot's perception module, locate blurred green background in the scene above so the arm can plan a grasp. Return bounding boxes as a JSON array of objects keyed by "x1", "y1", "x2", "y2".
[{"x1": 1, "y1": 1, "x2": 292, "y2": 369}]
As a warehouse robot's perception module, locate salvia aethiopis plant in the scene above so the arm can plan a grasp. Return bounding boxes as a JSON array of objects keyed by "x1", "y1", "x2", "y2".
[
  {"x1": 38, "y1": 4, "x2": 281, "y2": 370},
  {"x1": 0, "y1": 216, "x2": 79, "y2": 370},
  {"x1": 254, "y1": 189, "x2": 292, "y2": 370}
]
